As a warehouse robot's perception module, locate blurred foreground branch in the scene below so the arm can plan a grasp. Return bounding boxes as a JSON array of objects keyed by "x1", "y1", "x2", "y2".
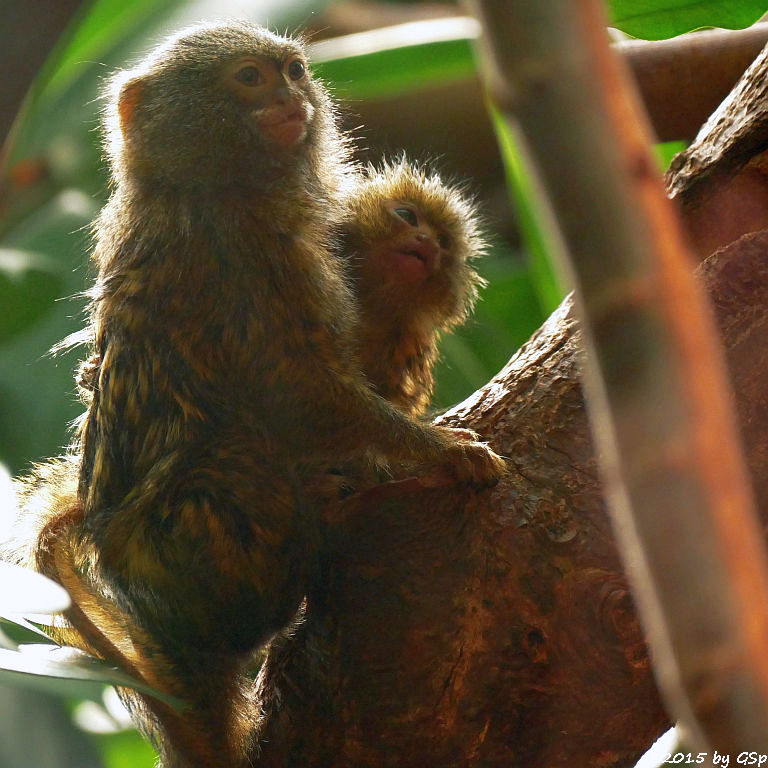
[{"x1": 471, "y1": 0, "x2": 768, "y2": 754}]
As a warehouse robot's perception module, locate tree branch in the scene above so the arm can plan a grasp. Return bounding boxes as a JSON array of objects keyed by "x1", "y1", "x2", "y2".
[
  {"x1": 667, "y1": 40, "x2": 768, "y2": 261},
  {"x1": 620, "y1": 23, "x2": 768, "y2": 143},
  {"x1": 470, "y1": 0, "x2": 768, "y2": 753},
  {"x1": 253, "y1": 295, "x2": 667, "y2": 767}
]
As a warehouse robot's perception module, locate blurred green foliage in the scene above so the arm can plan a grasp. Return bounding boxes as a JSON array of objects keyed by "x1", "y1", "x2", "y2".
[{"x1": 0, "y1": 1, "x2": 762, "y2": 766}]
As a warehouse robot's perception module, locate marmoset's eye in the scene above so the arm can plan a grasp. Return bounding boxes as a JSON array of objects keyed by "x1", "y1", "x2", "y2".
[
  {"x1": 287, "y1": 59, "x2": 306, "y2": 81},
  {"x1": 234, "y1": 65, "x2": 262, "y2": 86},
  {"x1": 394, "y1": 208, "x2": 418, "y2": 227}
]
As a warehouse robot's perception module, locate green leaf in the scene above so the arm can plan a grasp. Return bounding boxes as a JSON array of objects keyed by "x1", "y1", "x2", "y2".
[
  {"x1": 489, "y1": 108, "x2": 567, "y2": 314},
  {"x1": 94, "y1": 728, "x2": 157, "y2": 768},
  {"x1": 0, "y1": 645, "x2": 184, "y2": 709},
  {"x1": 654, "y1": 139, "x2": 687, "y2": 170},
  {"x1": 311, "y1": 17, "x2": 478, "y2": 99},
  {"x1": 33, "y1": 0, "x2": 181, "y2": 105},
  {"x1": 0, "y1": 248, "x2": 63, "y2": 343},
  {"x1": 0, "y1": 561, "x2": 70, "y2": 615},
  {"x1": 0, "y1": 192, "x2": 95, "y2": 473},
  {"x1": 607, "y1": 0, "x2": 768, "y2": 40},
  {"x1": 0, "y1": 615, "x2": 57, "y2": 647}
]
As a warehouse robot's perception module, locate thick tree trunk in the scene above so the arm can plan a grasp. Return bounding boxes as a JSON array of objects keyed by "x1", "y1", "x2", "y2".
[
  {"x1": 254, "y1": 295, "x2": 667, "y2": 767},
  {"x1": 250, "y1": 32, "x2": 768, "y2": 768}
]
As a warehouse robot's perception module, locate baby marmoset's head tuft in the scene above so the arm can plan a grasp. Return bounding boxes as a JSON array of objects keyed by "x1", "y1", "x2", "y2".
[{"x1": 342, "y1": 158, "x2": 488, "y2": 329}]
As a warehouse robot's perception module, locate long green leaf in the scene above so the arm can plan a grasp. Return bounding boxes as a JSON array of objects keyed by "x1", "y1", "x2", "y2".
[
  {"x1": 0, "y1": 615, "x2": 57, "y2": 647},
  {"x1": 311, "y1": 18, "x2": 478, "y2": 99},
  {"x1": 608, "y1": 0, "x2": 768, "y2": 40},
  {"x1": 489, "y1": 109, "x2": 566, "y2": 314},
  {"x1": 32, "y1": 0, "x2": 180, "y2": 106}
]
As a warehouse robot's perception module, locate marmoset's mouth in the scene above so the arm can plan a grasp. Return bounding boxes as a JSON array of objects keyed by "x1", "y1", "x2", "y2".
[
  {"x1": 396, "y1": 238, "x2": 438, "y2": 272},
  {"x1": 262, "y1": 105, "x2": 308, "y2": 146}
]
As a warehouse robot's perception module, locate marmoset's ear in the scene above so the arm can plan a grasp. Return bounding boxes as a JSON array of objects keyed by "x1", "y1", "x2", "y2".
[{"x1": 117, "y1": 76, "x2": 147, "y2": 135}]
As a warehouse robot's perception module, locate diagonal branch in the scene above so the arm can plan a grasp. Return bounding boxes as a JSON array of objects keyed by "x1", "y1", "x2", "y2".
[{"x1": 470, "y1": 0, "x2": 768, "y2": 752}]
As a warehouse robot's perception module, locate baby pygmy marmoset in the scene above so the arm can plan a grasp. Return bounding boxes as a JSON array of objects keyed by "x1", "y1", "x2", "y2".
[{"x1": 342, "y1": 159, "x2": 487, "y2": 417}]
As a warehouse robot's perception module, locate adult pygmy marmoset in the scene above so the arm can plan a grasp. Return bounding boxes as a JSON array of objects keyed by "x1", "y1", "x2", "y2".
[{"x1": 5, "y1": 21, "x2": 506, "y2": 768}]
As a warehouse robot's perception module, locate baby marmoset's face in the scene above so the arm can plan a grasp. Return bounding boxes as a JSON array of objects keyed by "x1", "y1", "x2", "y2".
[{"x1": 343, "y1": 162, "x2": 487, "y2": 326}]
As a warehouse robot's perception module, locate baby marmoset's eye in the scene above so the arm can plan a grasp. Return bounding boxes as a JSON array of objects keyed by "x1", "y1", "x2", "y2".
[{"x1": 394, "y1": 208, "x2": 418, "y2": 227}]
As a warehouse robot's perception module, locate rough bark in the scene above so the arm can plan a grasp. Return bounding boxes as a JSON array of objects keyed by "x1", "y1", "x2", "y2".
[
  {"x1": 254, "y1": 298, "x2": 667, "y2": 768},
  {"x1": 668, "y1": 40, "x2": 768, "y2": 261},
  {"x1": 699, "y1": 231, "x2": 768, "y2": 510}
]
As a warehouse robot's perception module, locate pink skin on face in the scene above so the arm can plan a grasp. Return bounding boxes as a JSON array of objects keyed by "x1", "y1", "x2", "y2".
[
  {"x1": 378, "y1": 201, "x2": 444, "y2": 283},
  {"x1": 226, "y1": 54, "x2": 312, "y2": 148},
  {"x1": 259, "y1": 102, "x2": 309, "y2": 147}
]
